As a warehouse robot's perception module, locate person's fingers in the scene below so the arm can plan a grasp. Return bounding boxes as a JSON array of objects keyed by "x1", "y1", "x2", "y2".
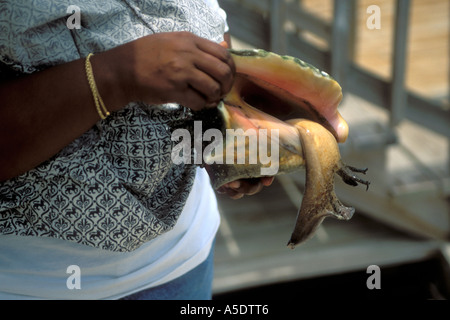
[
  {"x1": 225, "y1": 180, "x2": 241, "y2": 189},
  {"x1": 235, "y1": 179, "x2": 264, "y2": 196},
  {"x1": 118, "y1": 32, "x2": 236, "y2": 109},
  {"x1": 261, "y1": 176, "x2": 275, "y2": 187},
  {"x1": 194, "y1": 55, "x2": 234, "y2": 99},
  {"x1": 186, "y1": 68, "x2": 222, "y2": 105},
  {"x1": 219, "y1": 178, "x2": 266, "y2": 199},
  {"x1": 217, "y1": 185, "x2": 244, "y2": 199},
  {"x1": 226, "y1": 189, "x2": 245, "y2": 200},
  {"x1": 196, "y1": 38, "x2": 232, "y2": 65},
  {"x1": 179, "y1": 85, "x2": 209, "y2": 110},
  {"x1": 195, "y1": 39, "x2": 236, "y2": 96}
]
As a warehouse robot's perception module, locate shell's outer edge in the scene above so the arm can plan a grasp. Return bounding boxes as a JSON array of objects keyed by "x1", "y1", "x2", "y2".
[
  {"x1": 228, "y1": 48, "x2": 348, "y2": 142},
  {"x1": 228, "y1": 48, "x2": 337, "y2": 83},
  {"x1": 228, "y1": 49, "x2": 343, "y2": 110}
]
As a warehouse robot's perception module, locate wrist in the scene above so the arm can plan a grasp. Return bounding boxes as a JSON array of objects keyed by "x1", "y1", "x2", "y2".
[{"x1": 89, "y1": 50, "x2": 132, "y2": 112}]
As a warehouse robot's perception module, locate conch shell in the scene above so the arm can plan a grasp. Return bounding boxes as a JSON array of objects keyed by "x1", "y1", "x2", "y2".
[{"x1": 192, "y1": 49, "x2": 370, "y2": 248}]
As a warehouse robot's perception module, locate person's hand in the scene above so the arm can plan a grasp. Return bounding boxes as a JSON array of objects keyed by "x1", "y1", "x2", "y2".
[
  {"x1": 217, "y1": 177, "x2": 275, "y2": 199},
  {"x1": 212, "y1": 39, "x2": 275, "y2": 200},
  {"x1": 101, "y1": 31, "x2": 236, "y2": 111}
]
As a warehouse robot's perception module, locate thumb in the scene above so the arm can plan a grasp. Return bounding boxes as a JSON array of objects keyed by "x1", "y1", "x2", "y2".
[{"x1": 219, "y1": 41, "x2": 229, "y2": 49}]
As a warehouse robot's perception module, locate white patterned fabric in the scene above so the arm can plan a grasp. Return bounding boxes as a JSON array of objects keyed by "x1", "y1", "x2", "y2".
[
  {"x1": 0, "y1": 0, "x2": 227, "y2": 252},
  {"x1": 0, "y1": 167, "x2": 220, "y2": 300}
]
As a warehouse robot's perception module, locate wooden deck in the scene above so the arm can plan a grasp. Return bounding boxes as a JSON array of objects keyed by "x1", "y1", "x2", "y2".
[
  {"x1": 214, "y1": 182, "x2": 444, "y2": 295},
  {"x1": 213, "y1": 0, "x2": 449, "y2": 296},
  {"x1": 300, "y1": 0, "x2": 449, "y2": 103}
]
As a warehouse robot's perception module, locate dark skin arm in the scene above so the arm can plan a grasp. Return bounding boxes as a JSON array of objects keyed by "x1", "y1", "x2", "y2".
[
  {"x1": 0, "y1": 31, "x2": 234, "y2": 181},
  {"x1": 0, "y1": 31, "x2": 272, "y2": 197}
]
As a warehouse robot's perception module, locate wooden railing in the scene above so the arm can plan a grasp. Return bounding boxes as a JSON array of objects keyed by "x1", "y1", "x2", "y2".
[
  {"x1": 220, "y1": 0, "x2": 449, "y2": 138},
  {"x1": 218, "y1": 0, "x2": 449, "y2": 241}
]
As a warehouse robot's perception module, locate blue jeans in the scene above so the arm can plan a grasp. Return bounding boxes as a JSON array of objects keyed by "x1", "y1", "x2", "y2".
[{"x1": 121, "y1": 242, "x2": 215, "y2": 300}]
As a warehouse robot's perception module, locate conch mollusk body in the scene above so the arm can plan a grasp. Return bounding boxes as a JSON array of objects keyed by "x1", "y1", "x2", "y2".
[{"x1": 197, "y1": 49, "x2": 370, "y2": 248}]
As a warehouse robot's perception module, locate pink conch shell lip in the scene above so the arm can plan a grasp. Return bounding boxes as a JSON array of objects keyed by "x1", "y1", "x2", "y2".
[
  {"x1": 197, "y1": 49, "x2": 370, "y2": 248},
  {"x1": 226, "y1": 49, "x2": 349, "y2": 143}
]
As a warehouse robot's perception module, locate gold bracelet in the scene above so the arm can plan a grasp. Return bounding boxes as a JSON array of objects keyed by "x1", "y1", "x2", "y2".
[{"x1": 85, "y1": 53, "x2": 110, "y2": 120}]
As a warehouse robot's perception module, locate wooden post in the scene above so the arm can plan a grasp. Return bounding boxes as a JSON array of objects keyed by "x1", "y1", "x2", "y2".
[
  {"x1": 331, "y1": 0, "x2": 356, "y2": 94},
  {"x1": 270, "y1": 0, "x2": 287, "y2": 54},
  {"x1": 390, "y1": 0, "x2": 411, "y2": 127}
]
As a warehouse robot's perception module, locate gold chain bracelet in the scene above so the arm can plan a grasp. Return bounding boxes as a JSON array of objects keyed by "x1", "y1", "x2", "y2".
[{"x1": 85, "y1": 53, "x2": 110, "y2": 120}]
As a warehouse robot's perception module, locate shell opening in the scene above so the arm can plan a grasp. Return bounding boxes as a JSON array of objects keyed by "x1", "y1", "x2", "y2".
[{"x1": 233, "y1": 74, "x2": 340, "y2": 141}]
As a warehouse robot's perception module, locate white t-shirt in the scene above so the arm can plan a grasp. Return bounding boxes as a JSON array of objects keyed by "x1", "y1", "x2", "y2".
[{"x1": 0, "y1": 168, "x2": 220, "y2": 300}]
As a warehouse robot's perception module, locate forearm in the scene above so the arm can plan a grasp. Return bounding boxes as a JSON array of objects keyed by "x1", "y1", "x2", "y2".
[
  {"x1": 0, "y1": 32, "x2": 235, "y2": 182},
  {"x1": 0, "y1": 53, "x2": 126, "y2": 181}
]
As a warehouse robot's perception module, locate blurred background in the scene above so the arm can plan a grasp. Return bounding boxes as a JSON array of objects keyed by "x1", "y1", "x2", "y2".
[{"x1": 213, "y1": 0, "x2": 450, "y2": 299}]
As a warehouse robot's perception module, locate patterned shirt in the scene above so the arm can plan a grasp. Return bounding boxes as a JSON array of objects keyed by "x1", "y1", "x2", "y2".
[{"x1": 0, "y1": 0, "x2": 226, "y2": 252}]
